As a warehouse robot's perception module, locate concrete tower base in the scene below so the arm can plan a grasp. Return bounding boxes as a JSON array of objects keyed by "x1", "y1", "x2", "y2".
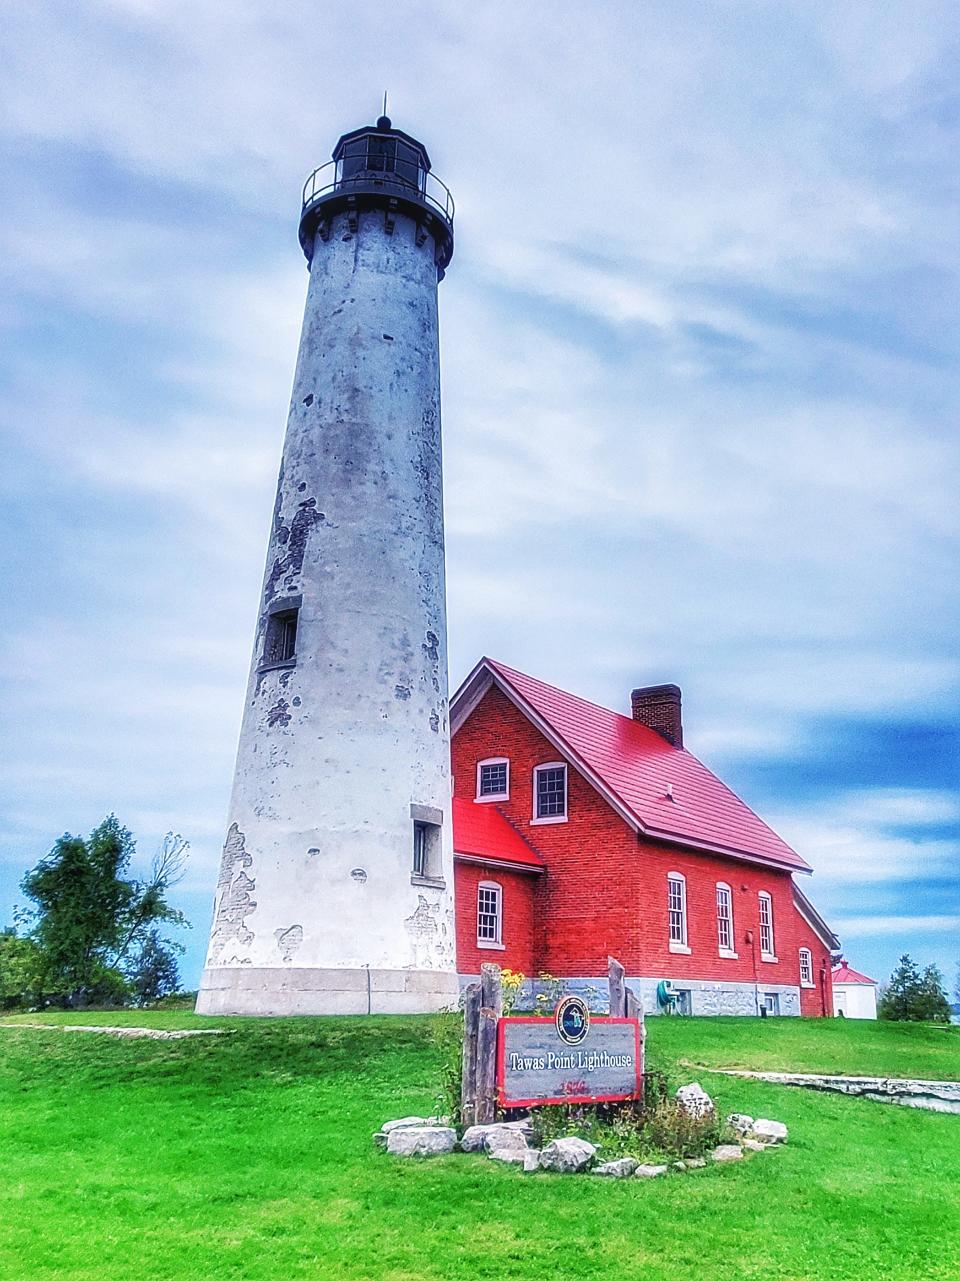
[{"x1": 195, "y1": 966, "x2": 461, "y2": 1016}]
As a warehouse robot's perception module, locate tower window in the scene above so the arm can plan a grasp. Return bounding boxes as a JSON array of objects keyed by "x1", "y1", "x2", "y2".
[
  {"x1": 410, "y1": 804, "x2": 444, "y2": 885},
  {"x1": 413, "y1": 822, "x2": 430, "y2": 877},
  {"x1": 261, "y1": 601, "x2": 300, "y2": 670},
  {"x1": 533, "y1": 763, "x2": 567, "y2": 821},
  {"x1": 477, "y1": 758, "x2": 509, "y2": 801}
]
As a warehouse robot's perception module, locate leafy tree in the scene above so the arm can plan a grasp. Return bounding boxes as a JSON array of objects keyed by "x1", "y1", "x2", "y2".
[
  {"x1": 0, "y1": 926, "x2": 40, "y2": 1010},
  {"x1": 878, "y1": 954, "x2": 951, "y2": 1023},
  {"x1": 21, "y1": 818, "x2": 188, "y2": 1008},
  {"x1": 127, "y1": 928, "x2": 183, "y2": 1007}
]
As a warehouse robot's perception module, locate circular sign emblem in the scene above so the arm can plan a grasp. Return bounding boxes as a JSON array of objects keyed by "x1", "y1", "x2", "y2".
[{"x1": 555, "y1": 995, "x2": 590, "y2": 1046}]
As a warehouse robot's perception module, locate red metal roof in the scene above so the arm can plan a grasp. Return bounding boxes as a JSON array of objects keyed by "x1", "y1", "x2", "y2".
[
  {"x1": 452, "y1": 796, "x2": 544, "y2": 872},
  {"x1": 469, "y1": 659, "x2": 811, "y2": 874},
  {"x1": 832, "y1": 962, "x2": 876, "y2": 985}
]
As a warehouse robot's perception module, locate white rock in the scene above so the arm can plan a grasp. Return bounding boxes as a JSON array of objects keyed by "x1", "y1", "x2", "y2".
[
  {"x1": 382, "y1": 1116, "x2": 439, "y2": 1133},
  {"x1": 592, "y1": 1158, "x2": 639, "y2": 1178},
  {"x1": 372, "y1": 1131, "x2": 388, "y2": 1148},
  {"x1": 386, "y1": 1126, "x2": 457, "y2": 1158},
  {"x1": 522, "y1": 1151, "x2": 541, "y2": 1173},
  {"x1": 709, "y1": 1144, "x2": 743, "y2": 1162},
  {"x1": 634, "y1": 1163, "x2": 669, "y2": 1178},
  {"x1": 751, "y1": 1118, "x2": 788, "y2": 1144},
  {"x1": 726, "y1": 1113, "x2": 755, "y2": 1134},
  {"x1": 459, "y1": 1121, "x2": 532, "y2": 1153},
  {"x1": 742, "y1": 1138, "x2": 767, "y2": 1152},
  {"x1": 684, "y1": 1157, "x2": 707, "y2": 1169},
  {"x1": 488, "y1": 1147, "x2": 528, "y2": 1165},
  {"x1": 676, "y1": 1082, "x2": 715, "y2": 1120},
  {"x1": 538, "y1": 1137, "x2": 596, "y2": 1173}
]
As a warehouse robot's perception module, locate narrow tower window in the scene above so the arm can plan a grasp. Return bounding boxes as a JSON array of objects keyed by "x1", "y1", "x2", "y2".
[
  {"x1": 668, "y1": 873, "x2": 689, "y2": 950},
  {"x1": 261, "y1": 600, "x2": 301, "y2": 670},
  {"x1": 410, "y1": 804, "x2": 444, "y2": 886}
]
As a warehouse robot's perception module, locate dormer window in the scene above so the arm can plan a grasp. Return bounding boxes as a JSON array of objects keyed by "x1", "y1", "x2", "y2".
[
  {"x1": 532, "y1": 763, "x2": 567, "y2": 823},
  {"x1": 476, "y1": 758, "x2": 509, "y2": 802}
]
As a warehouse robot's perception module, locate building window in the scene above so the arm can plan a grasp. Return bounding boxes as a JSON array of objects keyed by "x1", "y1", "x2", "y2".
[
  {"x1": 758, "y1": 892, "x2": 776, "y2": 959},
  {"x1": 761, "y1": 991, "x2": 780, "y2": 1016},
  {"x1": 799, "y1": 948, "x2": 814, "y2": 987},
  {"x1": 477, "y1": 881, "x2": 503, "y2": 947},
  {"x1": 263, "y1": 606, "x2": 299, "y2": 667},
  {"x1": 668, "y1": 873, "x2": 688, "y2": 950},
  {"x1": 716, "y1": 882, "x2": 735, "y2": 955},
  {"x1": 533, "y1": 763, "x2": 567, "y2": 821},
  {"x1": 476, "y1": 758, "x2": 509, "y2": 801}
]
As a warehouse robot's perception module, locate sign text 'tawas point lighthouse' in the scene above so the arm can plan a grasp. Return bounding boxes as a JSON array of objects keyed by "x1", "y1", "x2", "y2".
[{"x1": 196, "y1": 116, "x2": 459, "y2": 1015}]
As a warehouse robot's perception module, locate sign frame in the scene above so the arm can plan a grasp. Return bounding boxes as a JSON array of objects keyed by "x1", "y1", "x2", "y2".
[{"x1": 496, "y1": 1015, "x2": 643, "y2": 1109}]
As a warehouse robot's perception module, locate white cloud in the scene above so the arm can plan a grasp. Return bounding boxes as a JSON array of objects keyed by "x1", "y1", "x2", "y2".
[{"x1": 833, "y1": 914, "x2": 960, "y2": 939}]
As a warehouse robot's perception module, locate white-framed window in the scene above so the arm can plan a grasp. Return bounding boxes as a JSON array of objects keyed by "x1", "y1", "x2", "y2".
[
  {"x1": 477, "y1": 881, "x2": 504, "y2": 948},
  {"x1": 476, "y1": 757, "x2": 509, "y2": 801},
  {"x1": 532, "y1": 763, "x2": 567, "y2": 822},
  {"x1": 758, "y1": 892, "x2": 776, "y2": 959},
  {"x1": 761, "y1": 991, "x2": 780, "y2": 1015},
  {"x1": 668, "y1": 873, "x2": 689, "y2": 951},
  {"x1": 799, "y1": 947, "x2": 814, "y2": 987},
  {"x1": 716, "y1": 882, "x2": 736, "y2": 956}
]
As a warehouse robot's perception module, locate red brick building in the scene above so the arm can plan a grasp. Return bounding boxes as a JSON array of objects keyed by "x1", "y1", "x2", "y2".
[{"x1": 450, "y1": 658, "x2": 838, "y2": 1017}]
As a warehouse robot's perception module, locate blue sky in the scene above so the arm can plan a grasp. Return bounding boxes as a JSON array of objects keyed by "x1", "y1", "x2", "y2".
[{"x1": 1, "y1": 2, "x2": 957, "y2": 995}]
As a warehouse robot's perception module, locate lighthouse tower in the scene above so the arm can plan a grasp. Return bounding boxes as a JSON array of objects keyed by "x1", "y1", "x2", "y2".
[{"x1": 196, "y1": 117, "x2": 459, "y2": 1015}]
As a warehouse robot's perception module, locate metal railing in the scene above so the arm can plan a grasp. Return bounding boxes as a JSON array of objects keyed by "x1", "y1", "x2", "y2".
[{"x1": 301, "y1": 159, "x2": 454, "y2": 225}]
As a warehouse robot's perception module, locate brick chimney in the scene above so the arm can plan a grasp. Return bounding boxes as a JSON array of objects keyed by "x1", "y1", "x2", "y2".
[{"x1": 630, "y1": 683, "x2": 682, "y2": 748}]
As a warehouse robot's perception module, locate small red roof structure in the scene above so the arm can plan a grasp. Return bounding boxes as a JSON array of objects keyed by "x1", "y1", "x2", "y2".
[
  {"x1": 452, "y1": 658, "x2": 811, "y2": 874},
  {"x1": 832, "y1": 961, "x2": 876, "y2": 986},
  {"x1": 452, "y1": 796, "x2": 544, "y2": 873}
]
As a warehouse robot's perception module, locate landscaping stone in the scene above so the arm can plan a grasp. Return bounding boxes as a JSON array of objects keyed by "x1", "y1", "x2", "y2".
[
  {"x1": 372, "y1": 1131, "x2": 388, "y2": 1148},
  {"x1": 488, "y1": 1147, "x2": 528, "y2": 1165},
  {"x1": 751, "y1": 1119, "x2": 788, "y2": 1144},
  {"x1": 676, "y1": 1082, "x2": 715, "y2": 1119},
  {"x1": 709, "y1": 1144, "x2": 743, "y2": 1162},
  {"x1": 742, "y1": 1138, "x2": 767, "y2": 1152},
  {"x1": 382, "y1": 1116, "x2": 440, "y2": 1133},
  {"x1": 538, "y1": 1137, "x2": 596, "y2": 1173},
  {"x1": 726, "y1": 1113, "x2": 755, "y2": 1134},
  {"x1": 684, "y1": 1157, "x2": 707, "y2": 1169},
  {"x1": 459, "y1": 1120, "x2": 533, "y2": 1153},
  {"x1": 593, "y1": 1158, "x2": 639, "y2": 1178},
  {"x1": 634, "y1": 1163, "x2": 669, "y2": 1178},
  {"x1": 521, "y1": 1152, "x2": 541, "y2": 1173},
  {"x1": 386, "y1": 1126, "x2": 457, "y2": 1158}
]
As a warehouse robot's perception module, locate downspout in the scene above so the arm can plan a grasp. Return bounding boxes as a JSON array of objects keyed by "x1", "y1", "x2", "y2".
[{"x1": 746, "y1": 928, "x2": 760, "y2": 1015}]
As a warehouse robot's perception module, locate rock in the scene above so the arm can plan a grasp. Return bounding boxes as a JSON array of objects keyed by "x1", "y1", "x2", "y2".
[
  {"x1": 751, "y1": 1119, "x2": 788, "y2": 1144},
  {"x1": 386, "y1": 1126, "x2": 457, "y2": 1158},
  {"x1": 459, "y1": 1120, "x2": 533, "y2": 1153},
  {"x1": 382, "y1": 1116, "x2": 439, "y2": 1133},
  {"x1": 671, "y1": 1161, "x2": 687, "y2": 1171},
  {"x1": 538, "y1": 1136, "x2": 596, "y2": 1173},
  {"x1": 593, "y1": 1158, "x2": 640, "y2": 1178},
  {"x1": 709, "y1": 1144, "x2": 743, "y2": 1162},
  {"x1": 522, "y1": 1151, "x2": 541, "y2": 1173},
  {"x1": 372, "y1": 1131, "x2": 388, "y2": 1148},
  {"x1": 726, "y1": 1113, "x2": 755, "y2": 1134},
  {"x1": 742, "y1": 1138, "x2": 767, "y2": 1152},
  {"x1": 684, "y1": 1157, "x2": 707, "y2": 1169},
  {"x1": 488, "y1": 1147, "x2": 528, "y2": 1165},
  {"x1": 634, "y1": 1163, "x2": 669, "y2": 1178},
  {"x1": 676, "y1": 1082, "x2": 715, "y2": 1120}
]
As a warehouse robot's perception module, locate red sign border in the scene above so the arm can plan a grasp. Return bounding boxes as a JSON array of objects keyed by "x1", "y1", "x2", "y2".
[{"x1": 496, "y1": 1015, "x2": 643, "y2": 1108}]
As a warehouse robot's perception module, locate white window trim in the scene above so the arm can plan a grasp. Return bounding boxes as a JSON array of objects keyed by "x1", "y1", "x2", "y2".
[
  {"x1": 799, "y1": 947, "x2": 815, "y2": 988},
  {"x1": 476, "y1": 880, "x2": 504, "y2": 949},
  {"x1": 716, "y1": 881, "x2": 738, "y2": 958},
  {"x1": 758, "y1": 891, "x2": 777, "y2": 961},
  {"x1": 667, "y1": 872, "x2": 688, "y2": 951},
  {"x1": 475, "y1": 757, "x2": 510, "y2": 803},
  {"x1": 531, "y1": 762, "x2": 568, "y2": 824}
]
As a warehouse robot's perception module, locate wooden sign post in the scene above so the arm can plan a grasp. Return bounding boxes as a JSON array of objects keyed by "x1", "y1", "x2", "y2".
[{"x1": 460, "y1": 959, "x2": 644, "y2": 1123}]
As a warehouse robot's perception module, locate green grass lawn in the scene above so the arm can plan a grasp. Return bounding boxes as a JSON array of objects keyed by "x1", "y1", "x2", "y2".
[{"x1": 1, "y1": 1011, "x2": 958, "y2": 1281}]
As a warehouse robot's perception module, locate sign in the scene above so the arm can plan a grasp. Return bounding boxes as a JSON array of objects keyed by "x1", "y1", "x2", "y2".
[{"x1": 497, "y1": 1014, "x2": 643, "y2": 1108}]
